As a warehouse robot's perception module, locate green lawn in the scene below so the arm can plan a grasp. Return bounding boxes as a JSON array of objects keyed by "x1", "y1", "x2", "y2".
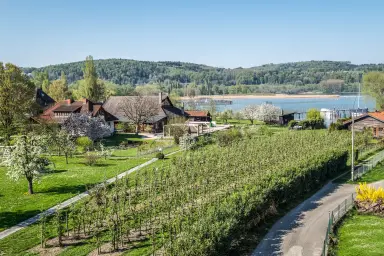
[
  {"x1": 335, "y1": 212, "x2": 384, "y2": 256},
  {"x1": 0, "y1": 154, "x2": 148, "y2": 232},
  {"x1": 0, "y1": 152, "x2": 182, "y2": 256},
  {"x1": 0, "y1": 131, "x2": 180, "y2": 233},
  {"x1": 350, "y1": 163, "x2": 384, "y2": 184},
  {"x1": 102, "y1": 133, "x2": 149, "y2": 147}
]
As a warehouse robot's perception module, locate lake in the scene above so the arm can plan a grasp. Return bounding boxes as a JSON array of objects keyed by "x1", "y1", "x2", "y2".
[{"x1": 214, "y1": 95, "x2": 376, "y2": 113}]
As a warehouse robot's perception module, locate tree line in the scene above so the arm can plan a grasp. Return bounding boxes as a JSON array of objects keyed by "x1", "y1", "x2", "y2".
[{"x1": 23, "y1": 59, "x2": 384, "y2": 95}]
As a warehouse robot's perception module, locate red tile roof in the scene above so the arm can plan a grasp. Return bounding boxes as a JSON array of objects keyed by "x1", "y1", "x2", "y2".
[
  {"x1": 185, "y1": 110, "x2": 210, "y2": 117},
  {"x1": 368, "y1": 111, "x2": 384, "y2": 122}
]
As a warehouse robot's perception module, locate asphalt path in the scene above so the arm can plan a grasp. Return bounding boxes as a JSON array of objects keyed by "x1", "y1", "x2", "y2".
[{"x1": 252, "y1": 179, "x2": 384, "y2": 256}]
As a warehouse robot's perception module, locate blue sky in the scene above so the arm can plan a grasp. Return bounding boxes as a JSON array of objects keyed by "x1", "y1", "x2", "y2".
[{"x1": 0, "y1": 0, "x2": 383, "y2": 68}]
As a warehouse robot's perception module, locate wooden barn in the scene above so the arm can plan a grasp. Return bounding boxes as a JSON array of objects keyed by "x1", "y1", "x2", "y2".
[{"x1": 343, "y1": 111, "x2": 384, "y2": 137}]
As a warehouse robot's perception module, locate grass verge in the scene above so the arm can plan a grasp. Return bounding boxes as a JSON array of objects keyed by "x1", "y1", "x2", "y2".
[{"x1": 332, "y1": 211, "x2": 384, "y2": 256}]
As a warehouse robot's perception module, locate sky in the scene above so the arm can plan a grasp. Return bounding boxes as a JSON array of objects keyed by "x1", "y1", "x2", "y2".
[{"x1": 0, "y1": 0, "x2": 383, "y2": 68}]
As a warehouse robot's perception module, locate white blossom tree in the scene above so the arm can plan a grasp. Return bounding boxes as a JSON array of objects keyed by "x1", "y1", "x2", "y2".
[
  {"x1": 62, "y1": 113, "x2": 111, "y2": 141},
  {"x1": 5, "y1": 135, "x2": 50, "y2": 194},
  {"x1": 241, "y1": 105, "x2": 259, "y2": 124},
  {"x1": 254, "y1": 103, "x2": 282, "y2": 124},
  {"x1": 242, "y1": 103, "x2": 282, "y2": 124},
  {"x1": 55, "y1": 130, "x2": 76, "y2": 164}
]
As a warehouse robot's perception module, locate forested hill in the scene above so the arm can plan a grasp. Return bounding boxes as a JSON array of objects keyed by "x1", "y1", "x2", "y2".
[{"x1": 23, "y1": 59, "x2": 384, "y2": 87}]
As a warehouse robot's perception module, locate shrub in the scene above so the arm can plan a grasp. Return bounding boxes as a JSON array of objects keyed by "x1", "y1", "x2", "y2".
[
  {"x1": 328, "y1": 121, "x2": 345, "y2": 132},
  {"x1": 258, "y1": 125, "x2": 273, "y2": 136},
  {"x1": 288, "y1": 120, "x2": 298, "y2": 129},
  {"x1": 298, "y1": 119, "x2": 325, "y2": 130},
  {"x1": 168, "y1": 126, "x2": 187, "y2": 144},
  {"x1": 116, "y1": 123, "x2": 135, "y2": 133},
  {"x1": 76, "y1": 136, "x2": 93, "y2": 152},
  {"x1": 156, "y1": 152, "x2": 165, "y2": 159},
  {"x1": 215, "y1": 128, "x2": 243, "y2": 147},
  {"x1": 84, "y1": 152, "x2": 101, "y2": 166},
  {"x1": 355, "y1": 183, "x2": 384, "y2": 214}
]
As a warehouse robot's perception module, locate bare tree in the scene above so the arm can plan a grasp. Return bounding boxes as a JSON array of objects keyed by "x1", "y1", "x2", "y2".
[{"x1": 119, "y1": 94, "x2": 160, "y2": 134}]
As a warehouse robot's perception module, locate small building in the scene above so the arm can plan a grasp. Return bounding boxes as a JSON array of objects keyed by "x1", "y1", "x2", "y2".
[
  {"x1": 343, "y1": 111, "x2": 384, "y2": 137},
  {"x1": 184, "y1": 110, "x2": 211, "y2": 122},
  {"x1": 279, "y1": 111, "x2": 295, "y2": 125},
  {"x1": 35, "y1": 98, "x2": 118, "y2": 133}
]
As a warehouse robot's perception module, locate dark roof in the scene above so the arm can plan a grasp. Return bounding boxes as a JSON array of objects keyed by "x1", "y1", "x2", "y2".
[
  {"x1": 35, "y1": 88, "x2": 55, "y2": 109},
  {"x1": 280, "y1": 111, "x2": 296, "y2": 116},
  {"x1": 163, "y1": 105, "x2": 185, "y2": 117}
]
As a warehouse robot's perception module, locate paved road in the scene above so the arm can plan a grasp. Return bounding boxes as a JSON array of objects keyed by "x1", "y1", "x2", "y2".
[
  {"x1": 0, "y1": 151, "x2": 181, "y2": 240},
  {"x1": 252, "y1": 180, "x2": 384, "y2": 256}
]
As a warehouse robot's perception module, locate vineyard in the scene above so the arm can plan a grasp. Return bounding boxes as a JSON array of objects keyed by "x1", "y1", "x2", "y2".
[{"x1": 0, "y1": 130, "x2": 365, "y2": 255}]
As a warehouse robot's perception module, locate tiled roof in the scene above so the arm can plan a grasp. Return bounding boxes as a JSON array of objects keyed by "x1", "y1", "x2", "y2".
[
  {"x1": 344, "y1": 111, "x2": 384, "y2": 125},
  {"x1": 368, "y1": 111, "x2": 384, "y2": 122},
  {"x1": 185, "y1": 110, "x2": 210, "y2": 117},
  {"x1": 35, "y1": 98, "x2": 117, "y2": 123},
  {"x1": 53, "y1": 105, "x2": 82, "y2": 112}
]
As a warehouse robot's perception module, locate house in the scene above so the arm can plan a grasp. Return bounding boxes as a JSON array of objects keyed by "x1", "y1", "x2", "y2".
[
  {"x1": 343, "y1": 111, "x2": 384, "y2": 137},
  {"x1": 184, "y1": 110, "x2": 211, "y2": 122},
  {"x1": 35, "y1": 98, "x2": 118, "y2": 132},
  {"x1": 279, "y1": 111, "x2": 295, "y2": 125},
  {"x1": 103, "y1": 93, "x2": 185, "y2": 133}
]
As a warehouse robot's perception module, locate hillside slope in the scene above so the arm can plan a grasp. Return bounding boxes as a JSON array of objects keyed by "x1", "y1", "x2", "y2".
[{"x1": 23, "y1": 59, "x2": 384, "y2": 87}]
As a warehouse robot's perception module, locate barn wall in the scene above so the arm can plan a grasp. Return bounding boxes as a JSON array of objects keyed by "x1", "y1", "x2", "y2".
[{"x1": 347, "y1": 116, "x2": 384, "y2": 137}]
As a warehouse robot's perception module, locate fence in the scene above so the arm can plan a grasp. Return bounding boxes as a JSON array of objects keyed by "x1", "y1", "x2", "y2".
[
  {"x1": 321, "y1": 194, "x2": 355, "y2": 256},
  {"x1": 321, "y1": 149, "x2": 384, "y2": 256},
  {"x1": 137, "y1": 144, "x2": 175, "y2": 157},
  {"x1": 353, "y1": 149, "x2": 384, "y2": 180}
]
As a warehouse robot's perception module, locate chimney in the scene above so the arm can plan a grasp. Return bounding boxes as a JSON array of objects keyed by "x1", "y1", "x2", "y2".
[
  {"x1": 159, "y1": 92, "x2": 163, "y2": 104},
  {"x1": 80, "y1": 97, "x2": 88, "y2": 104},
  {"x1": 64, "y1": 99, "x2": 72, "y2": 105}
]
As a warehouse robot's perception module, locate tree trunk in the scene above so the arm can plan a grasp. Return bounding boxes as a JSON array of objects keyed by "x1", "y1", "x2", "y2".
[
  {"x1": 135, "y1": 124, "x2": 139, "y2": 135},
  {"x1": 250, "y1": 119, "x2": 254, "y2": 125},
  {"x1": 65, "y1": 153, "x2": 68, "y2": 164},
  {"x1": 28, "y1": 178, "x2": 34, "y2": 194}
]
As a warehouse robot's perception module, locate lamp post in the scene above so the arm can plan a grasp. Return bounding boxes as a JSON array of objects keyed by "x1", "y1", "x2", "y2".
[{"x1": 351, "y1": 110, "x2": 355, "y2": 181}]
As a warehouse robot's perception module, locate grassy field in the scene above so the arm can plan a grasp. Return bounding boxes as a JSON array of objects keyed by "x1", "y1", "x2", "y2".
[
  {"x1": 102, "y1": 133, "x2": 149, "y2": 147},
  {"x1": 335, "y1": 212, "x2": 384, "y2": 256},
  {"x1": 0, "y1": 152, "x2": 182, "y2": 256},
  {"x1": 0, "y1": 154, "x2": 147, "y2": 232},
  {"x1": 0, "y1": 131, "x2": 179, "y2": 233}
]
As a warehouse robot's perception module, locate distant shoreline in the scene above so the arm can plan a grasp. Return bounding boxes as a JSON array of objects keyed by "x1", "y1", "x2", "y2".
[{"x1": 180, "y1": 94, "x2": 340, "y2": 100}]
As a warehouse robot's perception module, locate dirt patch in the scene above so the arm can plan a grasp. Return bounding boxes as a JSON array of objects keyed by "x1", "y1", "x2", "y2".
[
  {"x1": 29, "y1": 234, "x2": 91, "y2": 256},
  {"x1": 88, "y1": 230, "x2": 151, "y2": 256}
]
